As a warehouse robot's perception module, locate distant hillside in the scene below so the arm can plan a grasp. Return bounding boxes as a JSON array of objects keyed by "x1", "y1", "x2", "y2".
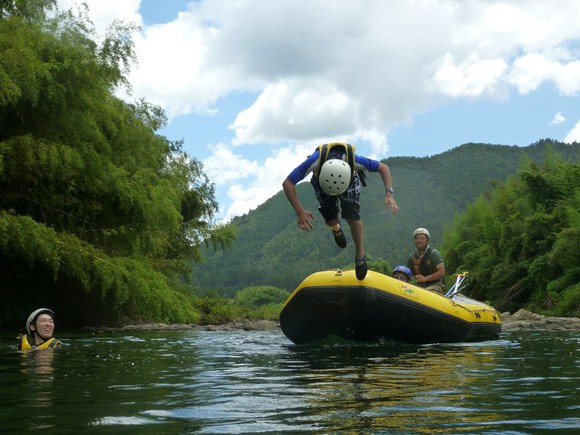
[{"x1": 191, "y1": 140, "x2": 579, "y2": 296}]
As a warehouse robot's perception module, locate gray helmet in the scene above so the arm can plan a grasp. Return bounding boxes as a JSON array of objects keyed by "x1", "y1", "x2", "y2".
[
  {"x1": 319, "y1": 159, "x2": 351, "y2": 195},
  {"x1": 413, "y1": 227, "x2": 430, "y2": 239},
  {"x1": 26, "y1": 308, "x2": 55, "y2": 335}
]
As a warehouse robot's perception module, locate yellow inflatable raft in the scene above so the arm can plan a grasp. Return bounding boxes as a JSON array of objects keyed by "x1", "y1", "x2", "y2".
[{"x1": 279, "y1": 269, "x2": 501, "y2": 344}]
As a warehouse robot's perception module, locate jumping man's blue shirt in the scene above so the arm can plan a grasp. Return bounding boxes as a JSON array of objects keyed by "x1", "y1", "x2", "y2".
[{"x1": 287, "y1": 150, "x2": 380, "y2": 185}]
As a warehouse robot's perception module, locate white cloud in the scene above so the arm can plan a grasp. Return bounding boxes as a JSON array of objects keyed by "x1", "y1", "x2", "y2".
[
  {"x1": 550, "y1": 112, "x2": 566, "y2": 125},
  {"x1": 57, "y1": 0, "x2": 142, "y2": 34},
  {"x1": 231, "y1": 80, "x2": 357, "y2": 146},
  {"x1": 508, "y1": 53, "x2": 557, "y2": 94},
  {"x1": 552, "y1": 60, "x2": 580, "y2": 95},
  {"x1": 202, "y1": 143, "x2": 258, "y2": 186},
  {"x1": 130, "y1": 20, "x2": 224, "y2": 117},
  {"x1": 205, "y1": 144, "x2": 313, "y2": 221},
  {"x1": 564, "y1": 120, "x2": 580, "y2": 143},
  {"x1": 56, "y1": 0, "x2": 580, "y2": 218},
  {"x1": 56, "y1": 0, "x2": 580, "y2": 126},
  {"x1": 509, "y1": 53, "x2": 580, "y2": 95},
  {"x1": 428, "y1": 53, "x2": 508, "y2": 98}
]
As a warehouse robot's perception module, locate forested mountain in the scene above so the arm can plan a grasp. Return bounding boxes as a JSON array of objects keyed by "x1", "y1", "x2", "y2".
[{"x1": 191, "y1": 140, "x2": 580, "y2": 299}]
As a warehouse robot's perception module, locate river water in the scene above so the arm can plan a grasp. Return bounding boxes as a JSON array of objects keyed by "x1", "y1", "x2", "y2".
[{"x1": 0, "y1": 328, "x2": 578, "y2": 434}]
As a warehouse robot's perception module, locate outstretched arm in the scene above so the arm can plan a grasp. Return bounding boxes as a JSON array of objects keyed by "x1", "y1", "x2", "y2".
[
  {"x1": 282, "y1": 178, "x2": 315, "y2": 231},
  {"x1": 377, "y1": 162, "x2": 399, "y2": 215}
]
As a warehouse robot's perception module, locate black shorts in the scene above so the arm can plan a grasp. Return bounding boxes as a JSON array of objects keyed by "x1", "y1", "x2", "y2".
[{"x1": 311, "y1": 172, "x2": 361, "y2": 221}]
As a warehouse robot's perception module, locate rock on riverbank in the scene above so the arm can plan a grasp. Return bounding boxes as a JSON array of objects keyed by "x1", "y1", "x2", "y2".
[
  {"x1": 94, "y1": 309, "x2": 579, "y2": 332},
  {"x1": 90, "y1": 319, "x2": 281, "y2": 332},
  {"x1": 500, "y1": 309, "x2": 580, "y2": 331}
]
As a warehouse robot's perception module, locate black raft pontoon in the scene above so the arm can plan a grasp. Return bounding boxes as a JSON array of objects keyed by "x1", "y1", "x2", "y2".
[{"x1": 279, "y1": 269, "x2": 501, "y2": 345}]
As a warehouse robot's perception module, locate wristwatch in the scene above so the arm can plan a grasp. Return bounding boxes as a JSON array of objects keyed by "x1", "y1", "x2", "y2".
[{"x1": 385, "y1": 187, "x2": 394, "y2": 194}]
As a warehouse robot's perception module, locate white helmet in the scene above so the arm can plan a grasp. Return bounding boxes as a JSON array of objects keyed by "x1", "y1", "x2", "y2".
[
  {"x1": 26, "y1": 308, "x2": 54, "y2": 335},
  {"x1": 319, "y1": 159, "x2": 351, "y2": 195},
  {"x1": 413, "y1": 228, "x2": 430, "y2": 239}
]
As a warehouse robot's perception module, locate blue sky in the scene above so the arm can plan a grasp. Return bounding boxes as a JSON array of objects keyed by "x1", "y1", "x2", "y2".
[{"x1": 58, "y1": 0, "x2": 580, "y2": 220}]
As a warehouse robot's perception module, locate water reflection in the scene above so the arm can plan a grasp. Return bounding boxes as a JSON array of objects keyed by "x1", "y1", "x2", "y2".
[
  {"x1": 277, "y1": 341, "x2": 509, "y2": 433},
  {"x1": 0, "y1": 330, "x2": 578, "y2": 433},
  {"x1": 20, "y1": 347, "x2": 56, "y2": 375},
  {"x1": 18, "y1": 349, "x2": 57, "y2": 431}
]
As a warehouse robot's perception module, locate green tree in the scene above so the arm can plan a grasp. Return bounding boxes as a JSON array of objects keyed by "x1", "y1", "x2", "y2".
[
  {"x1": 442, "y1": 154, "x2": 580, "y2": 316},
  {"x1": 0, "y1": 0, "x2": 235, "y2": 325},
  {"x1": 235, "y1": 286, "x2": 290, "y2": 308}
]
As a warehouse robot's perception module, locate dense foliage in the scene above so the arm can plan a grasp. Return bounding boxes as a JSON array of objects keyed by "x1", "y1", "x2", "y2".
[
  {"x1": 192, "y1": 140, "x2": 579, "y2": 316},
  {"x1": 235, "y1": 286, "x2": 290, "y2": 308},
  {"x1": 442, "y1": 155, "x2": 580, "y2": 316},
  {"x1": 0, "y1": 0, "x2": 235, "y2": 326},
  {"x1": 193, "y1": 287, "x2": 284, "y2": 324}
]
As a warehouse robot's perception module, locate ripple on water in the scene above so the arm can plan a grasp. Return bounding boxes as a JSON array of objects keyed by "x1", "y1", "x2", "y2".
[{"x1": 1, "y1": 329, "x2": 578, "y2": 433}]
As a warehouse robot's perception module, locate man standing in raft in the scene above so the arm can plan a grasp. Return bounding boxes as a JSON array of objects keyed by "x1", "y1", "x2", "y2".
[{"x1": 282, "y1": 142, "x2": 398, "y2": 280}]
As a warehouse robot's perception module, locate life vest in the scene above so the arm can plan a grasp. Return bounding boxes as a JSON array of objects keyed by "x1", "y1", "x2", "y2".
[
  {"x1": 17, "y1": 334, "x2": 61, "y2": 351},
  {"x1": 408, "y1": 246, "x2": 443, "y2": 286},
  {"x1": 314, "y1": 142, "x2": 367, "y2": 186},
  {"x1": 314, "y1": 142, "x2": 356, "y2": 177}
]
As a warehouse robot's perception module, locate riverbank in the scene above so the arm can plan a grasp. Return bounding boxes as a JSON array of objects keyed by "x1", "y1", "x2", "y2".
[
  {"x1": 92, "y1": 309, "x2": 579, "y2": 332},
  {"x1": 500, "y1": 309, "x2": 580, "y2": 331}
]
